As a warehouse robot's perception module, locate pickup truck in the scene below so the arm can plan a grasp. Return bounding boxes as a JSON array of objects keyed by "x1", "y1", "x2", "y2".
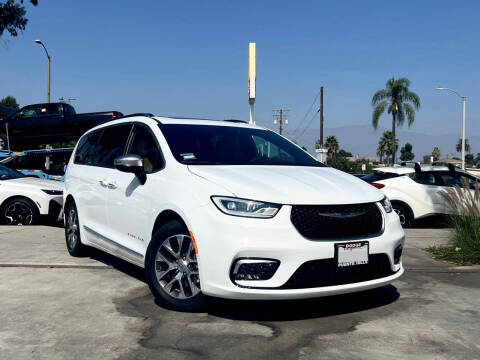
[{"x1": 0, "y1": 103, "x2": 123, "y2": 151}]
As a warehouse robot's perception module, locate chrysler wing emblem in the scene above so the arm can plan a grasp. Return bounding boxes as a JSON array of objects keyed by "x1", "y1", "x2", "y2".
[{"x1": 317, "y1": 211, "x2": 365, "y2": 218}]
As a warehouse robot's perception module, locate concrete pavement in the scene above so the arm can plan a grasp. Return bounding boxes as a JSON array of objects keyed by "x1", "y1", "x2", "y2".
[{"x1": 0, "y1": 226, "x2": 479, "y2": 359}]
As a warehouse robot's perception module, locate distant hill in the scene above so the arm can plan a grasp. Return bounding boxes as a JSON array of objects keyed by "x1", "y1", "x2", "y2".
[{"x1": 289, "y1": 125, "x2": 480, "y2": 160}]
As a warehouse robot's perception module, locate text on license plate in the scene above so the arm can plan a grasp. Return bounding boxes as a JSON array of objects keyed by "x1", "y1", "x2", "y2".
[{"x1": 336, "y1": 241, "x2": 369, "y2": 267}]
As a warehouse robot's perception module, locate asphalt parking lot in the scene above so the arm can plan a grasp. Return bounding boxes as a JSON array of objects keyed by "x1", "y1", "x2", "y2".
[{"x1": 1, "y1": 226, "x2": 479, "y2": 360}]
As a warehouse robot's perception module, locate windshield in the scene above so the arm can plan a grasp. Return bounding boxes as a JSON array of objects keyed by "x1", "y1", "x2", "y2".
[
  {"x1": 159, "y1": 124, "x2": 324, "y2": 167},
  {"x1": 0, "y1": 164, "x2": 25, "y2": 180}
]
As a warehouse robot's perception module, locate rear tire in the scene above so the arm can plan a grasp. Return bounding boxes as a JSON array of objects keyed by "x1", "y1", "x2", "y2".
[
  {"x1": 145, "y1": 220, "x2": 205, "y2": 311},
  {"x1": 1, "y1": 198, "x2": 39, "y2": 225},
  {"x1": 65, "y1": 201, "x2": 87, "y2": 256},
  {"x1": 393, "y1": 203, "x2": 412, "y2": 228}
]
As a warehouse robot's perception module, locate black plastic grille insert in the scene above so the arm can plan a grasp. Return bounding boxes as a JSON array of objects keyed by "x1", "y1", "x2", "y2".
[
  {"x1": 280, "y1": 254, "x2": 395, "y2": 289},
  {"x1": 291, "y1": 203, "x2": 383, "y2": 239}
]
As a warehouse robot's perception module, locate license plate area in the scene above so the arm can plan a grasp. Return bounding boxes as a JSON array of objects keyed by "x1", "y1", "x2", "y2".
[{"x1": 335, "y1": 241, "x2": 369, "y2": 267}]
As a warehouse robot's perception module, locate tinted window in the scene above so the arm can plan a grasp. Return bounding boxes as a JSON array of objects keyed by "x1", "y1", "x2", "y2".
[
  {"x1": 127, "y1": 125, "x2": 163, "y2": 173},
  {"x1": 74, "y1": 130, "x2": 102, "y2": 165},
  {"x1": 0, "y1": 164, "x2": 24, "y2": 180},
  {"x1": 64, "y1": 104, "x2": 76, "y2": 116},
  {"x1": 409, "y1": 172, "x2": 436, "y2": 185},
  {"x1": 93, "y1": 124, "x2": 132, "y2": 168},
  {"x1": 159, "y1": 124, "x2": 322, "y2": 167},
  {"x1": 37, "y1": 104, "x2": 61, "y2": 117},
  {"x1": 439, "y1": 172, "x2": 479, "y2": 189}
]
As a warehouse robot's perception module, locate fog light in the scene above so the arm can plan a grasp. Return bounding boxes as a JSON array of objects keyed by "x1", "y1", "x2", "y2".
[
  {"x1": 230, "y1": 258, "x2": 280, "y2": 282},
  {"x1": 394, "y1": 244, "x2": 403, "y2": 264}
]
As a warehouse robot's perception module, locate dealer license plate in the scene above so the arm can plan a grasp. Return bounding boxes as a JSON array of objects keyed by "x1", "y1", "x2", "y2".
[{"x1": 335, "y1": 241, "x2": 369, "y2": 267}]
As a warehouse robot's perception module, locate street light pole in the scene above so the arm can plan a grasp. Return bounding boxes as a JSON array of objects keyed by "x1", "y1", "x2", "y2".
[
  {"x1": 35, "y1": 40, "x2": 51, "y2": 103},
  {"x1": 435, "y1": 87, "x2": 467, "y2": 170}
]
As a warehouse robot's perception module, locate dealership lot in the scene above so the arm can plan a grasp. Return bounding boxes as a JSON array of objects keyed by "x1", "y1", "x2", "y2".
[{"x1": 0, "y1": 226, "x2": 479, "y2": 360}]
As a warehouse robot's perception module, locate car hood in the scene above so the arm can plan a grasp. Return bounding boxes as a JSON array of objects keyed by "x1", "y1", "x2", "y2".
[
  {"x1": 3, "y1": 177, "x2": 64, "y2": 191},
  {"x1": 188, "y1": 165, "x2": 384, "y2": 205}
]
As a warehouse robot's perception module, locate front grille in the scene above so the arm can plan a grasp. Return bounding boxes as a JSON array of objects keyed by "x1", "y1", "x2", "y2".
[
  {"x1": 280, "y1": 254, "x2": 395, "y2": 289},
  {"x1": 291, "y1": 203, "x2": 383, "y2": 239}
]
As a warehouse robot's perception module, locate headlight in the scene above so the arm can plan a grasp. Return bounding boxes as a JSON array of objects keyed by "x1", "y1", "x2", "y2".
[
  {"x1": 380, "y1": 196, "x2": 392, "y2": 213},
  {"x1": 42, "y1": 189, "x2": 63, "y2": 196},
  {"x1": 211, "y1": 196, "x2": 281, "y2": 218}
]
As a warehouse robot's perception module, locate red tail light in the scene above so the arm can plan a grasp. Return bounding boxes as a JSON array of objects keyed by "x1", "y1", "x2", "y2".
[
  {"x1": 371, "y1": 183, "x2": 385, "y2": 189},
  {"x1": 111, "y1": 114, "x2": 116, "y2": 119}
]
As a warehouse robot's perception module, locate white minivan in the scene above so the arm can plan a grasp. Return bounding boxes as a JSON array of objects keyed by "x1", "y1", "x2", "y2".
[{"x1": 64, "y1": 116, "x2": 405, "y2": 311}]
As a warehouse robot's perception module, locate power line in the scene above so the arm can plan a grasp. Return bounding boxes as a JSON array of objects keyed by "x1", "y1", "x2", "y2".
[
  {"x1": 295, "y1": 109, "x2": 319, "y2": 141},
  {"x1": 290, "y1": 91, "x2": 320, "y2": 137}
]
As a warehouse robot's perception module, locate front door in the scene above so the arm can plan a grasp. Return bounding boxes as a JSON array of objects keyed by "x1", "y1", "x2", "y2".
[{"x1": 106, "y1": 123, "x2": 164, "y2": 262}]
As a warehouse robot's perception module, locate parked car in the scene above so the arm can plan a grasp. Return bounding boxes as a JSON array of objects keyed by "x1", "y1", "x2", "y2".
[
  {"x1": 0, "y1": 102, "x2": 123, "y2": 151},
  {"x1": 0, "y1": 164, "x2": 63, "y2": 225},
  {"x1": 362, "y1": 165, "x2": 480, "y2": 227},
  {"x1": 64, "y1": 116, "x2": 405, "y2": 311}
]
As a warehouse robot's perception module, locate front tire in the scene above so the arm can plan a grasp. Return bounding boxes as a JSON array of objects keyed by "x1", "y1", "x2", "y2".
[
  {"x1": 145, "y1": 220, "x2": 205, "y2": 311},
  {"x1": 65, "y1": 201, "x2": 87, "y2": 256},
  {"x1": 393, "y1": 204, "x2": 412, "y2": 228},
  {"x1": 1, "y1": 198, "x2": 39, "y2": 225}
]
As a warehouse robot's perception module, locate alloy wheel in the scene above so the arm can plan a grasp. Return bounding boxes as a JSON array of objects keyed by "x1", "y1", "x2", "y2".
[
  {"x1": 5, "y1": 202, "x2": 33, "y2": 225},
  {"x1": 155, "y1": 234, "x2": 200, "y2": 299},
  {"x1": 0, "y1": 138, "x2": 4, "y2": 151},
  {"x1": 66, "y1": 208, "x2": 79, "y2": 249}
]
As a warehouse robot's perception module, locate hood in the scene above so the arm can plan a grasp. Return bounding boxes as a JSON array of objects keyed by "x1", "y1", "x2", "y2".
[
  {"x1": 188, "y1": 165, "x2": 384, "y2": 205},
  {"x1": 3, "y1": 177, "x2": 64, "y2": 191}
]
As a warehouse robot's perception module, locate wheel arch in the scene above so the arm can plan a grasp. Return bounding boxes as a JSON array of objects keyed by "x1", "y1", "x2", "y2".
[
  {"x1": 151, "y1": 209, "x2": 189, "y2": 239},
  {"x1": 0, "y1": 195, "x2": 38, "y2": 213},
  {"x1": 390, "y1": 200, "x2": 415, "y2": 220}
]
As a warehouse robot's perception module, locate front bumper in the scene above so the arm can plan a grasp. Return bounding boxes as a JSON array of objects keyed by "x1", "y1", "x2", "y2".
[{"x1": 188, "y1": 203, "x2": 405, "y2": 300}]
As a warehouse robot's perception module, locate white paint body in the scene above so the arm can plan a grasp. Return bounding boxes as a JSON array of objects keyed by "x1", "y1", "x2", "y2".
[
  {"x1": 0, "y1": 177, "x2": 63, "y2": 215},
  {"x1": 64, "y1": 117, "x2": 405, "y2": 300},
  {"x1": 371, "y1": 166, "x2": 479, "y2": 220}
]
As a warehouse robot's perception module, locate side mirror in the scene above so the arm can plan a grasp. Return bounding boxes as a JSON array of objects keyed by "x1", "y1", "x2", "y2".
[{"x1": 114, "y1": 154, "x2": 146, "y2": 184}]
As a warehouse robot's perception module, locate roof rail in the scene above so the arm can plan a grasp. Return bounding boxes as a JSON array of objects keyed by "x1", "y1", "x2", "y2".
[
  {"x1": 224, "y1": 119, "x2": 248, "y2": 124},
  {"x1": 117, "y1": 113, "x2": 155, "y2": 120}
]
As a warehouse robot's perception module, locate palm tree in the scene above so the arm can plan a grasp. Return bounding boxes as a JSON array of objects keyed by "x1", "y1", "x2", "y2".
[
  {"x1": 377, "y1": 131, "x2": 398, "y2": 165},
  {"x1": 376, "y1": 147, "x2": 384, "y2": 164},
  {"x1": 456, "y1": 138, "x2": 471, "y2": 153},
  {"x1": 372, "y1": 77, "x2": 421, "y2": 165},
  {"x1": 325, "y1": 135, "x2": 339, "y2": 159},
  {"x1": 432, "y1": 146, "x2": 441, "y2": 161}
]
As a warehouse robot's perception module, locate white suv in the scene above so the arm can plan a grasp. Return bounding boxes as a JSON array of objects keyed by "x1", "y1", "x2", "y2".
[
  {"x1": 64, "y1": 116, "x2": 404, "y2": 311},
  {"x1": 363, "y1": 165, "x2": 480, "y2": 227}
]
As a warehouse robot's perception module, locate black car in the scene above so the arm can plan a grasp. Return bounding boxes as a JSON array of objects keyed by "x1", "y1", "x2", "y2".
[{"x1": 0, "y1": 103, "x2": 123, "y2": 151}]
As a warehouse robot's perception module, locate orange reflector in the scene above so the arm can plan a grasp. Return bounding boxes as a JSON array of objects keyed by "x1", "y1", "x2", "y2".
[
  {"x1": 36, "y1": 202, "x2": 42, "y2": 209},
  {"x1": 190, "y1": 231, "x2": 198, "y2": 254}
]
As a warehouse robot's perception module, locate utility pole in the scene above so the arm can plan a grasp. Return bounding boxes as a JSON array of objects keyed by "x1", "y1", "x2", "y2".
[
  {"x1": 272, "y1": 109, "x2": 289, "y2": 135},
  {"x1": 319, "y1": 86, "x2": 324, "y2": 146}
]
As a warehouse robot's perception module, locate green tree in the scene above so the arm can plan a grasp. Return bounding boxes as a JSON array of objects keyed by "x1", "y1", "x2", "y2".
[
  {"x1": 400, "y1": 143, "x2": 415, "y2": 161},
  {"x1": 325, "y1": 135, "x2": 339, "y2": 159},
  {"x1": 0, "y1": 0, "x2": 38, "y2": 38},
  {"x1": 423, "y1": 155, "x2": 431, "y2": 164},
  {"x1": 456, "y1": 138, "x2": 471, "y2": 153},
  {"x1": 432, "y1": 146, "x2": 441, "y2": 161},
  {"x1": 337, "y1": 149, "x2": 352, "y2": 158},
  {"x1": 0, "y1": 95, "x2": 19, "y2": 109},
  {"x1": 372, "y1": 77, "x2": 421, "y2": 165},
  {"x1": 377, "y1": 131, "x2": 398, "y2": 165}
]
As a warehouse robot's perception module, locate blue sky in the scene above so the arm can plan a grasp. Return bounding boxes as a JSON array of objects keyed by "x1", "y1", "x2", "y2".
[{"x1": 1, "y1": 0, "x2": 479, "y2": 150}]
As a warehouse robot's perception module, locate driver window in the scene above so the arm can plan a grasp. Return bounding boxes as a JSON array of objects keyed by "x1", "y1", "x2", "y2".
[{"x1": 127, "y1": 125, "x2": 163, "y2": 173}]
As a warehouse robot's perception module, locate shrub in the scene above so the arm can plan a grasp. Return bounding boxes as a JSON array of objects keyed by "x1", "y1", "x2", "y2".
[{"x1": 430, "y1": 180, "x2": 480, "y2": 265}]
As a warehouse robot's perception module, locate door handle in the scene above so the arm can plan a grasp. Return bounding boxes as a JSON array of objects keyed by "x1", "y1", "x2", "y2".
[
  {"x1": 99, "y1": 179, "x2": 108, "y2": 187},
  {"x1": 107, "y1": 181, "x2": 117, "y2": 189}
]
